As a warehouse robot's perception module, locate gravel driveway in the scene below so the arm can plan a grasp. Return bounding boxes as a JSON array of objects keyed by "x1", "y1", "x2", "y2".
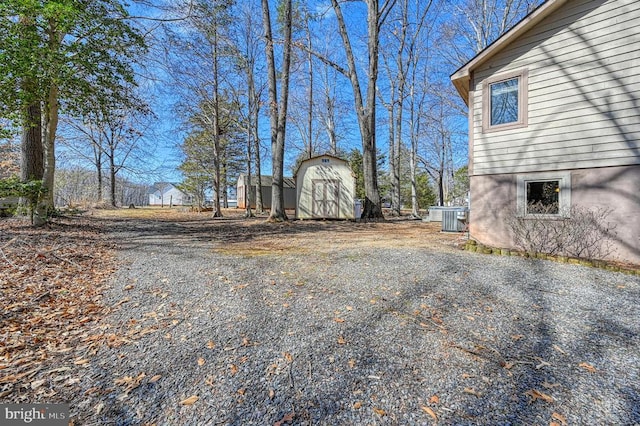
[{"x1": 74, "y1": 215, "x2": 640, "y2": 425}]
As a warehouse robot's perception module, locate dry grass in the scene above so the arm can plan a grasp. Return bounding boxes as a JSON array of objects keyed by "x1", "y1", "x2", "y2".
[{"x1": 90, "y1": 206, "x2": 465, "y2": 255}]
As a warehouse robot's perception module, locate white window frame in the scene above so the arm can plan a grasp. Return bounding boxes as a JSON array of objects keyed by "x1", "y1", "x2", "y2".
[
  {"x1": 516, "y1": 171, "x2": 571, "y2": 218},
  {"x1": 482, "y1": 69, "x2": 528, "y2": 133}
]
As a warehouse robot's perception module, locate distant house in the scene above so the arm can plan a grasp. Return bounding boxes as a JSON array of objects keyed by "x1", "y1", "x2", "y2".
[
  {"x1": 295, "y1": 154, "x2": 356, "y2": 220},
  {"x1": 450, "y1": 0, "x2": 640, "y2": 264},
  {"x1": 148, "y1": 182, "x2": 192, "y2": 207},
  {"x1": 236, "y1": 175, "x2": 296, "y2": 210}
]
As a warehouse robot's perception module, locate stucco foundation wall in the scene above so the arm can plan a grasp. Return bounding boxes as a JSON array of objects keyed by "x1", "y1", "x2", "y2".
[
  {"x1": 470, "y1": 165, "x2": 640, "y2": 265},
  {"x1": 571, "y1": 165, "x2": 640, "y2": 264},
  {"x1": 469, "y1": 174, "x2": 517, "y2": 250}
]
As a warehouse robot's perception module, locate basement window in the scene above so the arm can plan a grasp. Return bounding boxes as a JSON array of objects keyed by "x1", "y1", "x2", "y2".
[
  {"x1": 517, "y1": 172, "x2": 571, "y2": 217},
  {"x1": 526, "y1": 180, "x2": 559, "y2": 215}
]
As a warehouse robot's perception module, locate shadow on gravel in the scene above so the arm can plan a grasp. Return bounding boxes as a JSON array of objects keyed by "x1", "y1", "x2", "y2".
[
  {"x1": 34, "y1": 213, "x2": 637, "y2": 424},
  {"x1": 457, "y1": 258, "x2": 640, "y2": 425}
]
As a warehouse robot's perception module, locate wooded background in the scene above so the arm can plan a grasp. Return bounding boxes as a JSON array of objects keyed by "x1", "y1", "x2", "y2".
[{"x1": 0, "y1": 0, "x2": 540, "y2": 220}]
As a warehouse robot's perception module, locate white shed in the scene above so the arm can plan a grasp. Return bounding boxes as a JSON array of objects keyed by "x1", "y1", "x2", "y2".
[{"x1": 295, "y1": 154, "x2": 356, "y2": 220}]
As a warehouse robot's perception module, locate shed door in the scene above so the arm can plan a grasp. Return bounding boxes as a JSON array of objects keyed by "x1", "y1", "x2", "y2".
[{"x1": 312, "y1": 179, "x2": 340, "y2": 218}]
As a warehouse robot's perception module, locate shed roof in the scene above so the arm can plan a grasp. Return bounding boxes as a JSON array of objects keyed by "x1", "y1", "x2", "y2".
[
  {"x1": 450, "y1": 0, "x2": 569, "y2": 103},
  {"x1": 293, "y1": 153, "x2": 350, "y2": 177},
  {"x1": 242, "y1": 175, "x2": 296, "y2": 189}
]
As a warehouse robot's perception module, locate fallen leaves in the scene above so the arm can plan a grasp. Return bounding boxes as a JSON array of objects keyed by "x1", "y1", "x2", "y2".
[
  {"x1": 373, "y1": 407, "x2": 387, "y2": 416},
  {"x1": 551, "y1": 412, "x2": 567, "y2": 426},
  {"x1": 179, "y1": 395, "x2": 199, "y2": 406},
  {"x1": 525, "y1": 389, "x2": 554, "y2": 403},
  {"x1": 30, "y1": 379, "x2": 46, "y2": 390},
  {"x1": 421, "y1": 405, "x2": 438, "y2": 421},
  {"x1": 0, "y1": 217, "x2": 118, "y2": 401},
  {"x1": 114, "y1": 372, "x2": 146, "y2": 399},
  {"x1": 273, "y1": 412, "x2": 294, "y2": 426},
  {"x1": 463, "y1": 387, "x2": 482, "y2": 397},
  {"x1": 578, "y1": 362, "x2": 597, "y2": 373}
]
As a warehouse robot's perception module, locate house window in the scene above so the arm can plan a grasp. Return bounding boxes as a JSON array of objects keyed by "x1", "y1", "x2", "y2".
[
  {"x1": 490, "y1": 78, "x2": 519, "y2": 125},
  {"x1": 526, "y1": 180, "x2": 559, "y2": 214},
  {"x1": 482, "y1": 69, "x2": 528, "y2": 132},
  {"x1": 516, "y1": 172, "x2": 570, "y2": 217}
]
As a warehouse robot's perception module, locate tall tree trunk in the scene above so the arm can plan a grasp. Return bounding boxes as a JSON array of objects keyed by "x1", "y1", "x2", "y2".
[
  {"x1": 306, "y1": 20, "x2": 314, "y2": 159},
  {"x1": 35, "y1": 20, "x2": 63, "y2": 225},
  {"x1": 262, "y1": 0, "x2": 292, "y2": 222},
  {"x1": 326, "y1": 94, "x2": 337, "y2": 155},
  {"x1": 252, "y1": 87, "x2": 264, "y2": 214},
  {"x1": 20, "y1": 101, "x2": 43, "y2": 182},
  {"x1": 331, "y1": 0, "x2": 385, "y2": 219},
  {"x1": 437, "y1": 169, "x2": 444, "y2": 206},
  {"x1": 409, "y1": 85, "x2": 420, "y2": 216},
  {"x1": 410, "y1": 135, "x2": 419, "y2": 216},
  {"x1": 386, "y1": 101, "x2": 398, "y2": 216},
  {"x1": 393, "y1": 100, "x2": 402, "y2": 214},
  {"x1": 211, "y1": 25, "x2": 223, "y2": 218},
  {"x1": 109, "y1": 152, "x2": 117, "y2": 207},
  {"x1": 36, "y1": 82, "x2": 58, "y2": 225},
  {"x1": 386, "y1": 102, "x2": 400, "y2": 216},
  {"x1": 245, "y1": 126, "x2": 253, "y2": 217},
  {"x1": 94, "y1": 147, "x2": 103, "y2": 203},
  {"x1": 321, "y1": 67, "x2": 337, "y2": 155}
]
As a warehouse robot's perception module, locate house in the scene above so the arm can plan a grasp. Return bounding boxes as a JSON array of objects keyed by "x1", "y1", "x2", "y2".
[
  {"x1": 236, "y1": 174, "x2": 296, "y2": 210},
  {"x1": 295, "y1": 154, "x2": 356, "y2": 220},
  {"x1": 148, "y1": 182, "x2": 192, "y2": 207},
  {"x1": 451, "y1": 0, "x2": 640, "y2": 264}
]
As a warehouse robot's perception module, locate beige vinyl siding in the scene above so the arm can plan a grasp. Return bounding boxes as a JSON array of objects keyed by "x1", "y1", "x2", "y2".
[
  {"x1": 473, "y1": 0, "x2": 640, "y2": 78},
  {"x1": 471, "y1": 0, "x2": 640, "y2": 175}
]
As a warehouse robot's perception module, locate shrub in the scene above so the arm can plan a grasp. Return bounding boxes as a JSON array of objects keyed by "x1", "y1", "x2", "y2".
[
  {"x1": 0, "y1": 176, "x2": 47, "y2": 224},
  {"x1": 506, "y1": 204, "x2": 618, "y2": 261}
]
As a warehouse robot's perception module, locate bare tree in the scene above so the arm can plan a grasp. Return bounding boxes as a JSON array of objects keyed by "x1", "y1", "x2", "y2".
[
  {"x1": 262, "y1": 0, "x2": 293, "y2": 221},
  {"x1": 440, "y1": 0, "x2": 540, "y2": 67},
  {"x1": 380, "y1": 0, "x2": 433, "y2": 216},
  {"x1": 320, "y1": 65, "x2": 339, "y2": 155},
  {"x1": 62, "y1": 105, "x2": 152, "y2": 207},
  {"x1": 329, "y1": 0, "x2": 397, "y2": 219}
]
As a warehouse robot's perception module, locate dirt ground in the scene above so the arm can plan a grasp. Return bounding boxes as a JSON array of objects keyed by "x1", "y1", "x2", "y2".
[{"x1": 89, "y1": 206, "x2": 466, "y2": 254}]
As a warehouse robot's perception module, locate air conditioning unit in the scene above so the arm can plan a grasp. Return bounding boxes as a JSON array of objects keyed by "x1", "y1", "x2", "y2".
[{"x1": 442, "y1": 207, "x2": 468, "y2": 232}]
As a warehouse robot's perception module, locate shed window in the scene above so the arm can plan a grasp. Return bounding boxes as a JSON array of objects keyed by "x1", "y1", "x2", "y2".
[{"x1": 482, "y1": 69, "x2": 528, "y2": 132}]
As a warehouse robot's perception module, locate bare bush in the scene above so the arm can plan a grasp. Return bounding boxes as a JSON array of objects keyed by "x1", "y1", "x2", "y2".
[{"x1": 507, "y1": 204, "x2": 618, "y2": 260}]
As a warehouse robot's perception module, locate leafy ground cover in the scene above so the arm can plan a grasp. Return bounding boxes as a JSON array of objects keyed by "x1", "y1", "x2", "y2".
[{"x1": 0, "y1": 216, "x2": 118, "y2": 402}]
